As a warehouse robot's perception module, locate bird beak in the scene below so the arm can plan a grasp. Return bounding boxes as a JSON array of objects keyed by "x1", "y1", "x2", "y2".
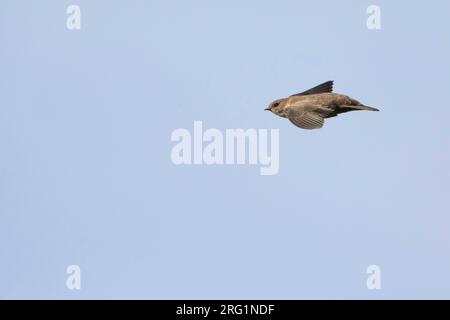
[{"x1": 264, "y1": 107, "x2": 271, "y2": 111}]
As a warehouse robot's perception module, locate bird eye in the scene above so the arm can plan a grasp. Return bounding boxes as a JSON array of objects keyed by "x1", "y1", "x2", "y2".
[{"x1": 272, "y1": 102, "x2": 279, "y2": 108}]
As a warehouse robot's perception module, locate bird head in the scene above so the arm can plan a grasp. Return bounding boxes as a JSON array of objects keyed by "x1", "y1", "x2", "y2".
[{"x1": 265, "y1": 99, "x2": 285, "y2": 116}]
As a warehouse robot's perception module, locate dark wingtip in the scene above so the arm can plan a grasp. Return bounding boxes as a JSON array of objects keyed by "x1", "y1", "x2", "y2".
[{"x1": 291, "y1": 80, "x2": 334, "y2": 97}]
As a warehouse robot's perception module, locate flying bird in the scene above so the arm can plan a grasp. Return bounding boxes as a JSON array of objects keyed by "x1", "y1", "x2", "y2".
[{"x1": 265, "y1": 81, "x2": 379, "y2": 130}]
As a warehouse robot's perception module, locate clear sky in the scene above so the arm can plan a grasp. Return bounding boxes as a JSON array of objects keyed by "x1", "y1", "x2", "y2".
[{"x1": 1, "y1": 1, "x2": 450, "y2": 299}]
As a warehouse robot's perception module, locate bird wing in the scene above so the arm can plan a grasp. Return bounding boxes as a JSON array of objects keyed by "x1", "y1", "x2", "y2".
[
  {"x1": 290, "y1": 81, "x2": 334, "y2": 97},
  {"x1": 287, "y1": 109, "x2": 324, "y2": 130}
]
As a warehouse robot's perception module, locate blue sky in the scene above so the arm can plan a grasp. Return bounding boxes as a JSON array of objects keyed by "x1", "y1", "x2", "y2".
[{"x1": 1, "y1": 1, "x2": 450, "y2": 299}]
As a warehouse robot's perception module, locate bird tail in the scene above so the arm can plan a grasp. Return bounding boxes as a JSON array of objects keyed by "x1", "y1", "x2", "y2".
[{"x1": 346, "y1": 105, "x2": 380, "y2": 112}]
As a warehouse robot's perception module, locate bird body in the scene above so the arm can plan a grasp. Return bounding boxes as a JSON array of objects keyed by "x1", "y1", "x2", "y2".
[{"x1": 266, "y1": 81, "x2": 379, "y2": 130}]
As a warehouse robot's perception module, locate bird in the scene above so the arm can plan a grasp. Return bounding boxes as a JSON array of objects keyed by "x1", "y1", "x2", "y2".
[{"x1": 265, "y1": 81, "x2": 379, "y2": 130}]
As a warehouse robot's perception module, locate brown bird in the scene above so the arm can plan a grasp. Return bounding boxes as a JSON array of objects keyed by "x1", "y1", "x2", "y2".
[{"x1": 265, "y1": 81, "x2": 379, "y2": 129}]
